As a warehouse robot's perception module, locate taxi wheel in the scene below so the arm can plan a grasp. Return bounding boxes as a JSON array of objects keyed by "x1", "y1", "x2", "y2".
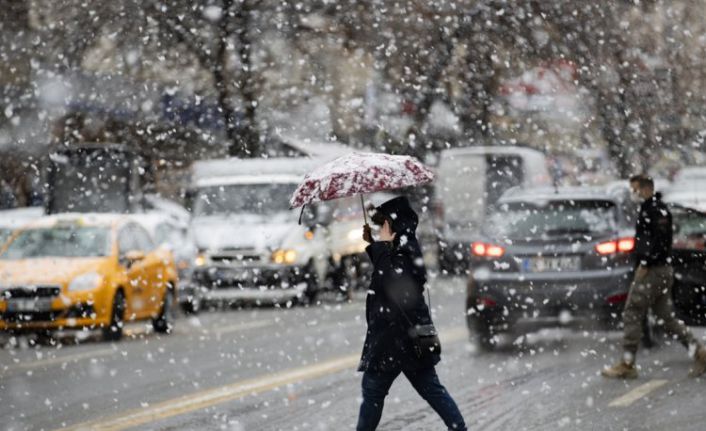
[
  {"x1": 153, "y1": 285, "x2": 175, "y2": 334},
  {"x1": 102, "y1": 290, "x2": 125, "y2": 342}
]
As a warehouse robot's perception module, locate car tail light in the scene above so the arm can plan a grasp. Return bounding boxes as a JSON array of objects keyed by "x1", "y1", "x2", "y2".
[
  {"x1": 596, "y1": 237, "x2": 635, "y2": 255},
  {"x1": 595, "y1": 241, "x2": 618, "y2": 255},
  {"x1": 477, "y1": 297, "x2": 497, "y2": 307},
  {"x1": 617, "y1": 237, "x2": 635, "y2": 252},
  {"x1": 471, "y1": 242, "x2": 505, "y2": 258},
  {"x1": 607, "y1": 292, "x2": 628, "y2": 304}
]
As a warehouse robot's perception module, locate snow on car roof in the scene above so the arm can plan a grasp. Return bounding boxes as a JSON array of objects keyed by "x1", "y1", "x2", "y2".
[
  {"x1": 499, "y1": 186, "x2": 618, "y2": 204},
  {"x1": 439, "y1": 145, "x2": 546, "y2": 159},
  {"x1": 195, "y1": 174, "x2": 304, "y2": 188},
  {"x1": 674, "y1": 167, "x2": 706, "y2": 182},
  {"x1": 129, "y1": 212, "x2": 184, "y2": 235},
  {"x1": 0, "y1": 207, "x2": 44, "y2": 228},
  {"x1": 22, "y1": 213, "x2": 129, "y2": 229},
  {"x1": 191, "y1": 157, "x2": 324, "y2": 182},
  {"x1": 276, "y1": 135, "x2": 356, "y2": 158}
]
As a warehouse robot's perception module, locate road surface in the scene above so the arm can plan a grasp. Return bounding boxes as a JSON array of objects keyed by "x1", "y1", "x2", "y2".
[{"x1": 2, "y1": 276, "x2": 706, "y2": 430}]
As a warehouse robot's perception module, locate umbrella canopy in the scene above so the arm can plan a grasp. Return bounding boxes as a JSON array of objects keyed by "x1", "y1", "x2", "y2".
[{"x1": 289, "y1": 152, "x2": 435, "y2": 209}]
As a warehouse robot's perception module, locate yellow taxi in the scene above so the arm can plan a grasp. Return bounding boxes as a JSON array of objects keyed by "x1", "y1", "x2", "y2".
[{"x1": 0, "y1": 213, "x2": 178, "y2": 341}]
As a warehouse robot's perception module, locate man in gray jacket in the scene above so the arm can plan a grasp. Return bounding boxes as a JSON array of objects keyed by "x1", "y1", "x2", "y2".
[{"x1": 602, "y1": 175, "x2": 706, "y2": 379}]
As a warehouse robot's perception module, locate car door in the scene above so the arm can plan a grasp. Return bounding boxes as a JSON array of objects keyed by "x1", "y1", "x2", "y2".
[
  {"x1": 670, "y1": 205, "x2": 706, "y2": 325},
  {"x1": 117, "y1": 224, "x2": 150, "y2": 320},
  {"x1": 130, "y1": 224, "x2": 165, "y2": 316}
]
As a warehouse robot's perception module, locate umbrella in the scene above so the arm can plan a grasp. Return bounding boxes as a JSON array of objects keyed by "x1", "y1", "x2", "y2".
[{"x1": 290, "y1": 152, "x2": 435, "y2": 224}]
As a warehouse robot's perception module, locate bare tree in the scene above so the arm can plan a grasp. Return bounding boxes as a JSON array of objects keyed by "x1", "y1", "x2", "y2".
[{"x1": 145, "y1": 0, "x2": 261, "y2": 156}]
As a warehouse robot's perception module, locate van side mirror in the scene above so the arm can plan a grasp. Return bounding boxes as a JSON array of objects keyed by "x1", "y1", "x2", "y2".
[{"x1": 316, "y1": 204, "x2": 333, "y2": 226}]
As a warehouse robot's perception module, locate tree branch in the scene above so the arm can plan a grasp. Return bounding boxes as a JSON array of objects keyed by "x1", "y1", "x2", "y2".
[{"x1": 144, "y1": 1, "x2": 214, "y2": 71}]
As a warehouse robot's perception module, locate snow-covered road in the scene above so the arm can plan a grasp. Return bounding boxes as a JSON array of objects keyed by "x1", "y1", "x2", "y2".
[{"x1": 2, "y1": 277, "x2": 705, "y2": 430}]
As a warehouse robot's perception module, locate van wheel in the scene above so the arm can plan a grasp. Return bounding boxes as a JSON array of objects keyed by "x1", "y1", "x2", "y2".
[
  {"x1": 102, "y1": 290, "x2": 125, "y2": 342},
  {"x1": 153, "y1": 285, "x2": 175, "y2": 334},
  {"x1": 180, "y1": 297, "x2": 200, "y2": 315}
]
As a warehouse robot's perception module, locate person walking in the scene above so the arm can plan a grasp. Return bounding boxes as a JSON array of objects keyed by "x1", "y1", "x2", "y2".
[
  {"x1": 602, "y1": 175, "x2": 706, "y2": 379},
  {"x1": 356, "y1": 196, "x2": 466, "y2": 430}
]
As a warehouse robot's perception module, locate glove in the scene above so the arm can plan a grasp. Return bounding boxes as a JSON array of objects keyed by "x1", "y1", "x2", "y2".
[{"x1": 362, "y1": 224, "x2": 373, "y2": 244}]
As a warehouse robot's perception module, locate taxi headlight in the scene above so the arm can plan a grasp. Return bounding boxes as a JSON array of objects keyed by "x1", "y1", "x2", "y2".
[
  {"x1": 271, "y1": 249, "x2": 297, "y2": 265},
  {"x1": 68, "y1": 272, "x2": 103, "y2": 292},
  {"x1": 194, "y1": 254, "x2": 207, "y2": 267}
]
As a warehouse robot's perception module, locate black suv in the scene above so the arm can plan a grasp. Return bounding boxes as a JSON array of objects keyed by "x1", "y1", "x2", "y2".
[{"x1": 466, "y1": 187, "x2": 637, "y2": 350}]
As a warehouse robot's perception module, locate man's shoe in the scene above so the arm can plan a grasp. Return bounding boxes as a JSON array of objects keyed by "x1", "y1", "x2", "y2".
[
  {"x1": 689, "y1": 346, "x2": 706, "y2": 378},
  {"x1": 601, "y1": 361, "x2": 638, "y2": 379}
]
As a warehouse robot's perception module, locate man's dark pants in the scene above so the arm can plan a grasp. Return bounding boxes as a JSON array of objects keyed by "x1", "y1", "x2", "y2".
[
  {"x1": 356, "y1": 366, "x2": 467, "y2": 431},
  {"x1": 622, "y1": 265, "x2": 696, "y2": 357}
]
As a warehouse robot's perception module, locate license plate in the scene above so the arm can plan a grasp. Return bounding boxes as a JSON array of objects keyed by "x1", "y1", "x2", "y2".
[
  {"x1": 7, "y1": 298, "x2": 53, "y2": 312},
  {"x1": 524, "y1": 256, "x2": 580, "y2": 273},
  {"x1": 217, "y1": 269, "x2": 249, "y2": 282}
]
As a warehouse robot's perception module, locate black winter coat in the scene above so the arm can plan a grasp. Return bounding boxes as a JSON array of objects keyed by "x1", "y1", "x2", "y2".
[
  {"x1": 634, "y1": 193, "x2": 673, "y2": 267},
  {"x1": 357, "y1": 197, "x2": 440, "y2": 373}
]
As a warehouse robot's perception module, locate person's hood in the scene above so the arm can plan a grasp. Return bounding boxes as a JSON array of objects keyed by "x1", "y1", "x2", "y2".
[
  {"x1": 374, "y1": 196, "x2": 419, "y2": 238},
  {"x1": 373, "y1": 196, "x2": 427, "y2": 286},
  {"x1": 191, "y1": 217, "x2": 296, "y2": 251}
]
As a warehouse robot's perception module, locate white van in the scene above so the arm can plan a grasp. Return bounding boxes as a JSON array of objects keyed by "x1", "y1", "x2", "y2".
[
  {"x1": 188, "y1": 157, "x2": 333, "y2": 306},
  {"x1": 434, "y1": 145, "x2": 551, "y2": 273}
]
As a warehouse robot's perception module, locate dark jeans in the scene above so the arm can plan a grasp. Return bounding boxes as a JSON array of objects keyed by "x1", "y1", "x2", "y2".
[{"x1": 356, "y1": 367, "x2": 467, "y2": 431}]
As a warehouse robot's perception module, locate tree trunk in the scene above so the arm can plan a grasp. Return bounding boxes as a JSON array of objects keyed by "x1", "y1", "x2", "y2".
[{"x1": 230, "y1": 0, "x2": 259, "y2": 157}]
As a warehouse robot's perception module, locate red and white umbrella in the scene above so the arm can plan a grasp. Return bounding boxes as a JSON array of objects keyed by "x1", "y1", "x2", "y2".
[{"x1": 290, "y1": 152, "x2": 435, "y2": 222}]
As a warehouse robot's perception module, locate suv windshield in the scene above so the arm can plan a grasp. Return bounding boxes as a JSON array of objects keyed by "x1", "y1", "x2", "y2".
[
  {"x1": 193, "y1": 183, "x2": 297, "y2": 216},
  {"x1": 487, "y1": 200, "x2": 618, "y2": 240},
  {"x1": 0, "y1": 226, "x2": 111, "y2": 259}
]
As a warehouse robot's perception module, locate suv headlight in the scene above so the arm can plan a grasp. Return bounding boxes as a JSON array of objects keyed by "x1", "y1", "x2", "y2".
[
  {"x1": 69, "y1": 272, "x2": 103, "y2": 292},
  {"x1": 271, "y1": 249, "x2": 297, "y2": 265}
]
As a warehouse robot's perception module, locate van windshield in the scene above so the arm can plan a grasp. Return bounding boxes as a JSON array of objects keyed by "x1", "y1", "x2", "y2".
[
  {"x1": 193, "y1": 183, "x2": 297, "y2": 216},
  {"x1": 486, "y1": 200, "x2": 618, "y2": 240}
]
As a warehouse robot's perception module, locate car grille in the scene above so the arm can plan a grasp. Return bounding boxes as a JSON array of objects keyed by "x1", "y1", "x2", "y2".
[
  {"x1": 210, "y1": 248, "x2": 262, "y2": 264},
  {"x1": 193, "y1": 267, "x2": 296, "y2": 290},
  {"x1": 1, "y1": 286, "x2": 62, "y2": 299}
]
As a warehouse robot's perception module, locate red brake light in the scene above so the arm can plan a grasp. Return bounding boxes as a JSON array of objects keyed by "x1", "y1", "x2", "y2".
[
  {"x1": 595, "y1": 241, "x2": 617, "y2": 255},
  {"x1": 596, "y1": 237, "x2": 635, "y2": 255},
  {"x1": 607, "y1": 292, "x2": 628, "y2": 304},
  {"x1": 617, "y1": 237, "x2": 635, "y2": 252},
  {"x1": 486, "y1": 245, "x2": 505, "y2": 257},
  {"x1": 471, "y1": 242, "x2": 486, "y2": 256},
  {"x1": 471, "y1": 242, "x2": 505, "y2": 257}
]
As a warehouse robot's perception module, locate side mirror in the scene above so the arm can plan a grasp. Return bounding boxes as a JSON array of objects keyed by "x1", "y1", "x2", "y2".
[
  {"x1": 121, "y1": 250, "x2": 146, "y2": 268},
  {"x1": 316, "y1": 204, "x2": 333, "y2": 226}
]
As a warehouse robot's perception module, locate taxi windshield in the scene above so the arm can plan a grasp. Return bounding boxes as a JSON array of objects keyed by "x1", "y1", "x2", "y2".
[{"x1": 0, "y1": 226, "x2": 111, "y2": 259}]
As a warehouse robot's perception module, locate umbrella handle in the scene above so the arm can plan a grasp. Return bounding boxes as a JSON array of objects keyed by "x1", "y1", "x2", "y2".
[{"x1": 360, "y1": 194, "x2": 368, "y2": 225}]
